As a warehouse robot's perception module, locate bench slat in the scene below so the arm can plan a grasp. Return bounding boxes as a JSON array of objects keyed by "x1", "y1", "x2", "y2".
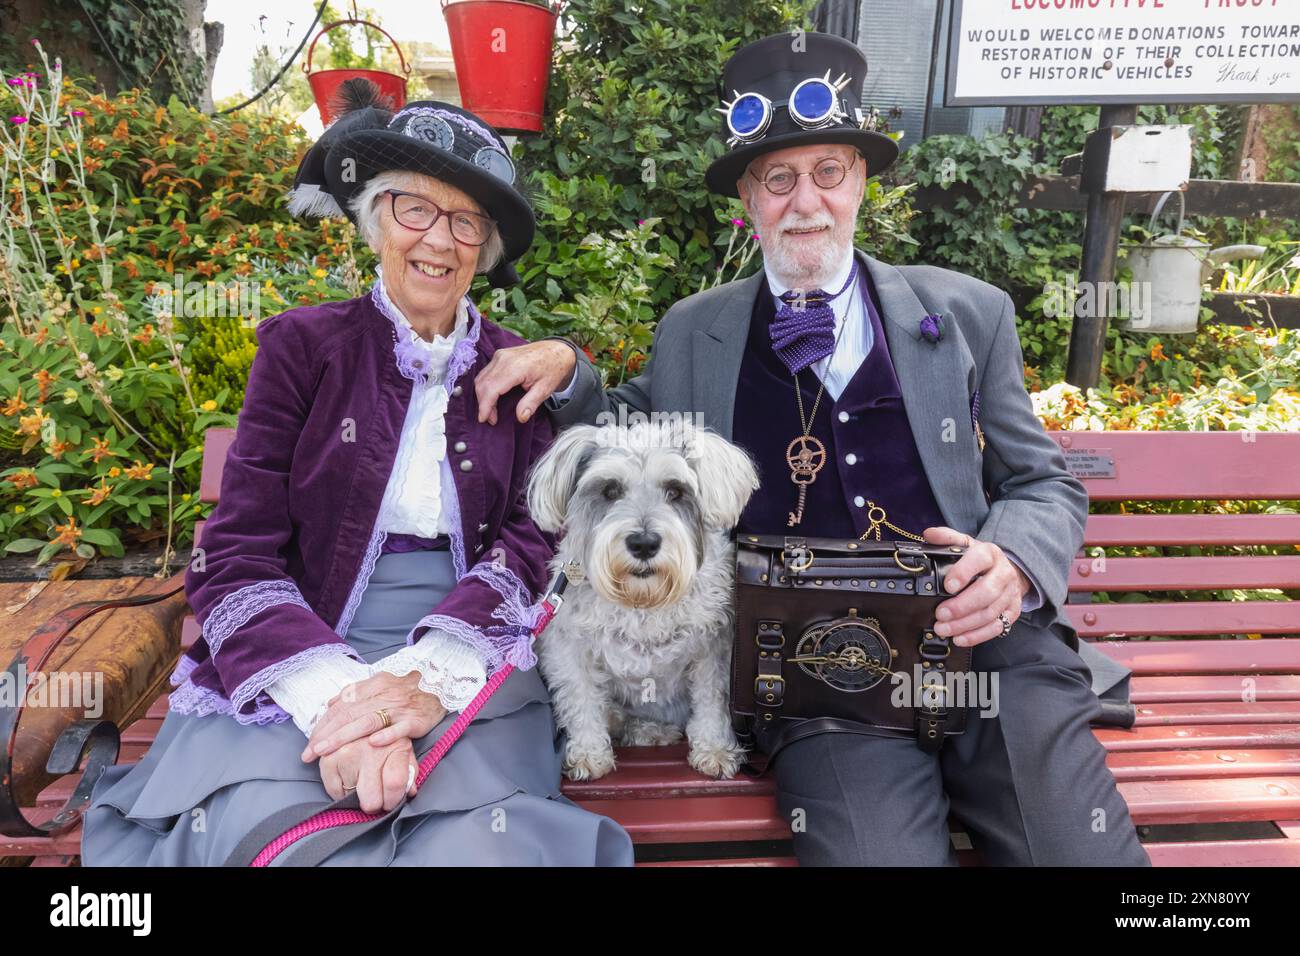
[
  {"x1": 1083, "y1": 513, "x2": 1300, "y2": 547},
  {"x1": 1118, "y1": 776, "x2": 1300, "y2": 824},
  {"x1": 1108, "y1": 749, "x2": 1300, "y2": 780},
  {"x1": 1067, "y1": 602, "x2": 1299, "y2": 638},
  {"x1": 1095, "y1": 723, "x2": 1300, "y2": 751},
  {"x1": 1132, "y1": 701, "x2": 1300, "y2": 725},
  {"x1": 1131, "y1": 674, "x2": 1300, "y2": 703},
  {"x1": 1049, "y1": 432, "x2": 1300, "y2": 500},
  {"x1": 1143, "y1": 838, "x2": 1300, "y2": 866},
  {"x1": 1088, "y1": 638, "x2": 1300, "y2": 674},
  {"x1": 1068, "y1": 556, "x2": 1300, "y2": 592}
]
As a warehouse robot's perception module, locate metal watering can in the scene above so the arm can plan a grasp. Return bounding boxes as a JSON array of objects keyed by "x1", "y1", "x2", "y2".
[{"x1": 1122, "y1": 190, "x2": 1265, "y2": 334}]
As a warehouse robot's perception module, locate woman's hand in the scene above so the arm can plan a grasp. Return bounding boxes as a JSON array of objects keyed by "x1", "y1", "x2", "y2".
[
  {"x1": 318, "y1": 734, "x2": 418, "y2": 812},
  {"x1": 923, "y1": 526, "x2": 1031, "y2": 648},
  {"x1": 301, "y1": 671, "x2": 448, "y2": 762}
]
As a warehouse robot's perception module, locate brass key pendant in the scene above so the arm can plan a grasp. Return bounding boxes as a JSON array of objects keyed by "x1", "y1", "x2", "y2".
[{"x1": 786, "y1": 435, "x2": 826, "y2": 527}]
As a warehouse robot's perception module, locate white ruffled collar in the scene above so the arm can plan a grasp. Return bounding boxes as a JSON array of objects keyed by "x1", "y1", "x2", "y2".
[{"x1": 372, "y1": 265, "x2": 470, "y2": 384}]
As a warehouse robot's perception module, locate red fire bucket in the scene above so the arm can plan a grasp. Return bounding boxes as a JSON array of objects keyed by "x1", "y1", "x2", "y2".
[
  {"x1": 443, "y1": 0, "x2": 558, "y2": 134},
  {"x1": 304, "y1": 18, "x2": 411, "y2": 126}
]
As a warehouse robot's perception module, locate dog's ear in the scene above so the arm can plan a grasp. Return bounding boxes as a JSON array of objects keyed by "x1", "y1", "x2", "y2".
[
  {"x1": 526, "y1": 424, "x2": 602, "y2": 533},
  {"x1": 683, "y1": 428, "x2": 761, "y2": 531}
]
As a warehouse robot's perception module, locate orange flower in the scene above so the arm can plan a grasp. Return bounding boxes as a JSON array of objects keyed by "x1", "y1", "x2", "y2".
[
  {"x1": 1150, "y1": 342, "x2": 1167, "y2": 361},
  {"x1": 1, "y1": 394, "x2": 28, "y2": 416},
  {"x1": 7, "y1": 470, "x2": 38, "y2": 491},
  {"x1": 84, "y1": 478, "x2": 113, "y2": 506},
  {"x1": 89, "y1": 437, "x2": 115, "y2": 463},
  {"x1": 46, "y1": 438, "x2": 72, "y2": 459},
  {"x1": 111, "y1": 119, "x2": 129, "y2": 141},
  {"x1": 33, "y1": 327, "x2": 48, "y2": 345},
  {"x1": 33, "y1": 368, "x2": 54, "y2": 403},
  {"x1": 17, "y1": 410, "x2": 48, "y2": 436},
  {"x1": 52, "y1": 516, "x2": 81, "y2": 548},
  {"x1": 91, "y1": 319, "x2": 111, "y2": 337},
  {"x1": 133, "y1": 323, "x2": 155, "y2": 344},
  {"x1": 107, "y1": 466, "x2": 121, "y2": 478},
  {"x1": 122, "y1": 460, "x2": 153, "y2": 480}
]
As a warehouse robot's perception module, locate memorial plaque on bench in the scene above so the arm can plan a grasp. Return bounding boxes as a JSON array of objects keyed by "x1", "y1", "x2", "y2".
[{"x1": 1063, "y1": 448, "x2": 1116, "y2": 480}]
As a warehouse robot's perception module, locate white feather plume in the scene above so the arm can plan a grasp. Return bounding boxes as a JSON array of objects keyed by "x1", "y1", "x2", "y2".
[{"x1": 286, "y1": 183, "x2": 345, "y2": 219}]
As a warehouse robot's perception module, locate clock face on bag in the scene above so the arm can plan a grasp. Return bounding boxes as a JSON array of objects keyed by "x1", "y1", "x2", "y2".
[{"x1": 796, "y1": 617, "x2": 892, "y2": 692}]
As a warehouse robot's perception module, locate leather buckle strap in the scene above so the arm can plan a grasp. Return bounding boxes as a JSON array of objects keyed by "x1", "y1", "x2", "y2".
[{"x1": 754, "y1": 621, "x2": 786, "y2": 728}]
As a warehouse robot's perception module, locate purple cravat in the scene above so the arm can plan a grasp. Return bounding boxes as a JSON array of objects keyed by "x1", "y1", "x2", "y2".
[{"x1": 768, "y1": 260, "x2": 859, "y2": 375}]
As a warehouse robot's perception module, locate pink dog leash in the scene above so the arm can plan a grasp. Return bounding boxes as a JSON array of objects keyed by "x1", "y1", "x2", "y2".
[{"x1": 248, "y1": 569, "x2": 571, "y2": 867}]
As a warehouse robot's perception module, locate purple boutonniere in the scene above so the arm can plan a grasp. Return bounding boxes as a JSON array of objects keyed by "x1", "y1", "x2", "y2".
[{"x1": 919, "y1": 313, "x2": 944, "y2": 344}]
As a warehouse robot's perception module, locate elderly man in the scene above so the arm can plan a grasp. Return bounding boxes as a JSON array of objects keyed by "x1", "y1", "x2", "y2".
[{"x1": 475, "y1": 32, "x2": 1149, "y2": 866}]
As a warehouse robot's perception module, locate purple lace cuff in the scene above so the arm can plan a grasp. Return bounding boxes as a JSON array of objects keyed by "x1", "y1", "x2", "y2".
[
  {"x1": 203, "y1": 580, "x2": 312, "y2": 658},
  {"x1": 229, "y1": 642, "x2": 366, "y2": 715}
]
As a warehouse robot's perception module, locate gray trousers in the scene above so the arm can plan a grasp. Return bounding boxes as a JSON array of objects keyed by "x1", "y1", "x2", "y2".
[{"x1": 772, "y1": 621, "x2": 1152, "y2": 866}]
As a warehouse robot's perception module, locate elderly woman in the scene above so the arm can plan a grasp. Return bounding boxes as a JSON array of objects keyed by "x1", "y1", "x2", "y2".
[{"x1": 80, "y1": 93, "x2": 635, "y2": 866}]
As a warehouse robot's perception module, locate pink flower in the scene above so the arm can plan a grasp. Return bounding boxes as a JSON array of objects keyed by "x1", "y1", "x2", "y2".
[
  {"x1": 637, "y1": 219, "x2": 645, "y2": 225},
  {"x1": 6, "y1": 78, "x2": 19, "y2": 86},
  {"x1": 72, "y1": 110, "x2": 85, "y2": 117},
  {"x1": 750, "y1": 233, "x2": 759, "y2": 240},
  {"x1": 9, "y1": 116, "x2": 28, "y2": 124},
  {"x1": 731, "y1": 218, "x2": 745, "y2": 227}
]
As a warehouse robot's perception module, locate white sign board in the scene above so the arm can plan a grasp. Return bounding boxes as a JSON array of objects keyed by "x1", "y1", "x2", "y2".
[{"x1": 946, "y1": 0, "x2": 1300, "y2": 105}]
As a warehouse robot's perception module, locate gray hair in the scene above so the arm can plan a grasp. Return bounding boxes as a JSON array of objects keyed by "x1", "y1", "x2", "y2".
[{"x1": 349, "y1": 170, "x2": 506, "y2": 275}]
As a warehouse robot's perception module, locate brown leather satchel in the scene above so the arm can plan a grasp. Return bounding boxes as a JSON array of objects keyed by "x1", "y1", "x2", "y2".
[{"x1": 731, "y1": 534, "x2": 974, "y2": 769}]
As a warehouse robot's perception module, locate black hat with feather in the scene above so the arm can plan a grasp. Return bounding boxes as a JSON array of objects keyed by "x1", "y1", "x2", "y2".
[{"x1": 287, "y1": 79, "x2": 532, "y2": 287}]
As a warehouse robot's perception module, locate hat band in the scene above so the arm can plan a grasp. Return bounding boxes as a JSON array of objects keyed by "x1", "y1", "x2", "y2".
[{"x1": 390, "y1": 106, "x2": 517, "y2": 186}]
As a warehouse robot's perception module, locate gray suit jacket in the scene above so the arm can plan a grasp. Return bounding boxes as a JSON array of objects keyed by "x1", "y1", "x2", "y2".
[{"x1": 548, "y1": 249, "x2": 1090, "y2": 648}]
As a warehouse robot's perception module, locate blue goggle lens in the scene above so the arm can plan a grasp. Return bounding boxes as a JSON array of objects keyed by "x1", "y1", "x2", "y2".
[
  {"x1": 730, "y1": 94, "x2": 768, "y2": 136},
  {"x1": 792, "y1": 81, "x2": 834, "y2": 123}
]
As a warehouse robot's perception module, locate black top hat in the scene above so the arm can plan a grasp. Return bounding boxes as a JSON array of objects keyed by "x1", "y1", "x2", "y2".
[
  {"x1": 704, "y1": 32, "x2": 898, "y2": 197},
  {"x1": 287, "y1": 82, "x2": 533, "y2": 287}
]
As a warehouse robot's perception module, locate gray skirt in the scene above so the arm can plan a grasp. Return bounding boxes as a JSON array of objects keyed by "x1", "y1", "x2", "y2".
[{"x1": 80, "y1": 550, "x2": 634, "y2": 866}]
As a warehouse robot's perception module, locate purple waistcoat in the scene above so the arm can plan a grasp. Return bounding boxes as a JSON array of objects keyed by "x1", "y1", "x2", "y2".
[
  {"x1": 174, "y1": 285, "x2": 557, "y2": 725},
  {"x1": 733, "y1": 269, "x2": 947, "y2": 540}
]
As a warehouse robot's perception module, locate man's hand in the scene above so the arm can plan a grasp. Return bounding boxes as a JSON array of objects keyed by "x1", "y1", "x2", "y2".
[
  {"x1": 301, "y1": 671, "x2": 448, "y2": 762},
  {"x1": 474, "y1": 339, "x2": 577, "y2": 426},
  {"x1": 922, "y1": 526, "x2": 1031, "y2": 648}
]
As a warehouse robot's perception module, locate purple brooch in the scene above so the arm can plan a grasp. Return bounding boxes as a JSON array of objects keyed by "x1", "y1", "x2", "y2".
[{"x1": 919, "y1": 313, "x2": 944, "y2": 344}]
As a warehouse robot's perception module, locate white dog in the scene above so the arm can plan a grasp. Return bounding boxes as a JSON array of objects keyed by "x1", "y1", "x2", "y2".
[{"x1": 526, "y1": 418, "x2": 760, "y2": 781}]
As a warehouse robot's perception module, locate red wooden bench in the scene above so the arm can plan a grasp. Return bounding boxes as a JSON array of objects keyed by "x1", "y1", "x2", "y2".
[{"x1": 3, "y1": 428, "x2": 1298, "y2": 866}]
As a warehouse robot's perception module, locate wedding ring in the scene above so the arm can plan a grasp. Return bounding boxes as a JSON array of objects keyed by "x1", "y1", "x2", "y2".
[
  {"x1": 342, "y1": 784, "x2": 357, "y2": 793},
  {"x1": 376, "y1": 708, "x2": 392, "y2": 730},
  {"x1": 997, "y1": 612, "x2": 1012, "y2": 638}
]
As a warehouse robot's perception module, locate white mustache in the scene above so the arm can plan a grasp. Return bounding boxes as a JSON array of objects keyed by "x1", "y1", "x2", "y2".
[{"x1": 776, "y1": 214, "x2": 834, "y2": 236}]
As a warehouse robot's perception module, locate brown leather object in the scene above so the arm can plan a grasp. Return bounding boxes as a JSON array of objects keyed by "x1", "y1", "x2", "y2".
[
  {"x1": 0, "y1": 576, "x2": 186, "y2": 807},
  {"x1": 731, "y1": 535, "x2": 973, "y2": 748}
]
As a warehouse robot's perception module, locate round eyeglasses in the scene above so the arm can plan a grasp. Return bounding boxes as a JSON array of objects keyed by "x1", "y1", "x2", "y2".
[
  {"x1": 385, "y1": 189, "x2": 497, "y2": 246},
  {"x1": 748, "y1": 152, "x2": 861, "y2": 196},
  {"x1": 720, "y1": 71, "x2": 854, "y2": 146}
]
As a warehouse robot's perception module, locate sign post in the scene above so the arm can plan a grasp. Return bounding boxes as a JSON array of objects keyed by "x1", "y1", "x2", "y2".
[{"x1": 944, "y1": 0, "x2": 1300, "y2": 389}]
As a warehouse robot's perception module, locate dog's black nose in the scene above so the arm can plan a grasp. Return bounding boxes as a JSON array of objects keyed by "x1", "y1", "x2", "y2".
[{"x1": 625, "y1": 531, "x2": 661, "y2": 560}]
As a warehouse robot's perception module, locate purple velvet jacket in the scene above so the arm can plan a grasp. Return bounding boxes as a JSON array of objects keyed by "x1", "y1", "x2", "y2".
[{"x1": 172, "y1": 284, "x2": 556, "y2": 725}]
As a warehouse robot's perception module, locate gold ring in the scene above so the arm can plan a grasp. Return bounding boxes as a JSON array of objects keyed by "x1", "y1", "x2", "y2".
[
  {"x1": 376, "y1": 708, "x2": 392, "y2": 730},
  {"x1": 342, "y1": 784, "x2": 357, "y2": 793}
]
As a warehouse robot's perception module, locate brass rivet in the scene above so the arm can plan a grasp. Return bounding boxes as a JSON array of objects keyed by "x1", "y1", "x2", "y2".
[
  {"x1": 760, "y1": 573, "x2": 768, "y2": 582},
  {"x1": 888, "y1": 581, "x2": 896, "y2": 589},
  {"x1": 870, "y1": 581, "x2": 878, "y2": 588}
]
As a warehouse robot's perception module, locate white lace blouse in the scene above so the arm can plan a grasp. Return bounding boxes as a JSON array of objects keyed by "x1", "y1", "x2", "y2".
[{"x1": 265, "y1": 277, "x2": 489, "y2": 736}]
